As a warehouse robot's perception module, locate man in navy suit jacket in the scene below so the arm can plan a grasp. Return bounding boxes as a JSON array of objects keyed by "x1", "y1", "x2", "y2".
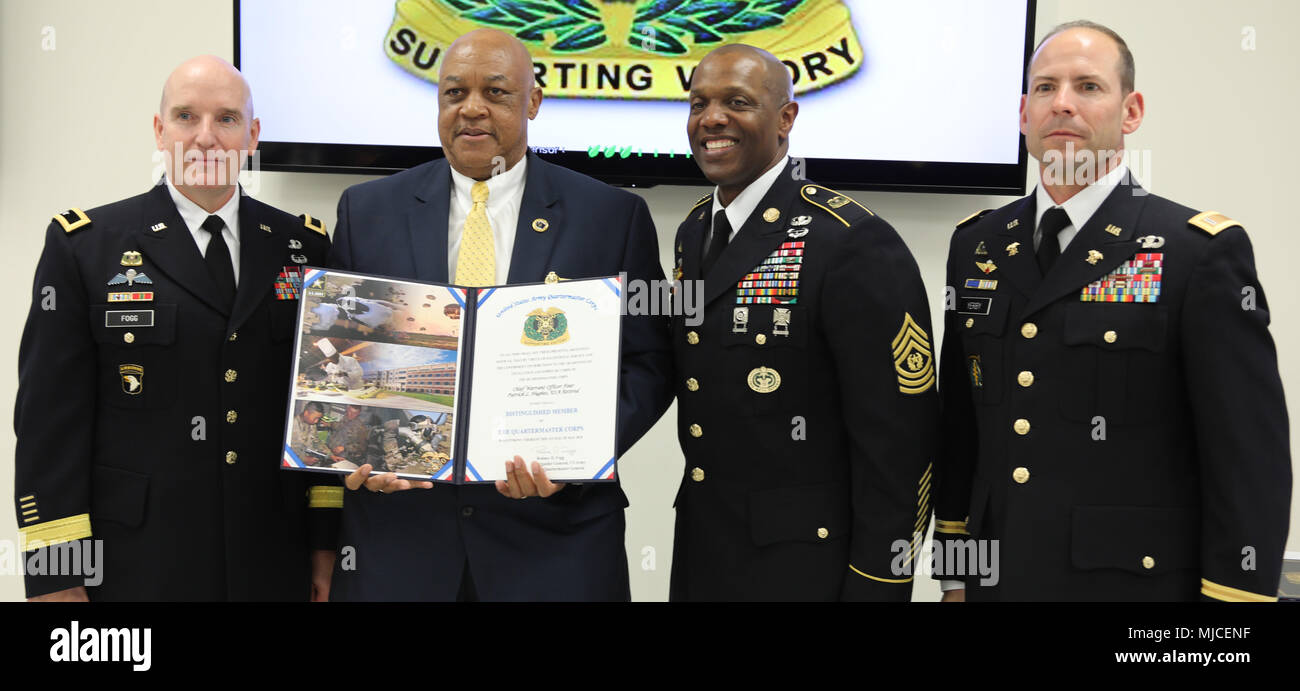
[{"x1": 320, "y1": 29, "x2": 672, "y2": 601}]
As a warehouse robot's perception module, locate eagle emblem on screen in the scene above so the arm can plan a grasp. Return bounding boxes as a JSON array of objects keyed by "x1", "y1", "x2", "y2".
[{"x1": 385, "y1": 0, "x2": 864, "y2": 99}]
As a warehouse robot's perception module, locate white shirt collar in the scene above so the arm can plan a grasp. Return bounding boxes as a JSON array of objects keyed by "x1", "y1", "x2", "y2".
[
  {"x1": 164, "y1": 176, "x2": 241, "y2": 237},
  {"x1": 1034, "y1": 156, "x2": 1131, "y2": 243},
  {"x1": 710, "y1": 155, "x2": 790, "y2": 240},
  {"x1": 449, "y1": 156, "x2": 528, "y2": 210}
]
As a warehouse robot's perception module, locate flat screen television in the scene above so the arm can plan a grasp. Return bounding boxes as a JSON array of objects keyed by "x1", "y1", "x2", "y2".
[{"x1": 235, "y1": 0, "x2": 1035, "y2": 194}]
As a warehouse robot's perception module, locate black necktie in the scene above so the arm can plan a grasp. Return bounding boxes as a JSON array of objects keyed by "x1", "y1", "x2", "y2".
[
  {"x1": 201, "y1": 215, "x2": 236, "y2": 308},
  {"x1": 1036, "y1": 207, "x2": 1071, "y2": 275},
  {"x1": 702, "y1": 209, "x2": 732, "y2": 276}
]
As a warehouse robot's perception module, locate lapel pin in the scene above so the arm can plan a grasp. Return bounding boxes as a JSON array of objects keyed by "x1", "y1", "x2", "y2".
[
  {"x1": 150, "y1": 222, "x2": 166, "y2": 232},
  {"x1": 260, "y1": 223, "x2": 271, "y2": 233},
  {"x1": 1006, "y1": 242, "x2": 1021, "y2": 256},
  {"x1": 1007, "y1": 219, "x2": 1020, "y2": 230},
  {"x1": 974, "y1": 241, "x2": 988, "y2": 256},
  {"x1": 1086, "y1": 250, "x2": 1104, "y2": 265},
  {"x1": 762, "y1": 208, "x2": 780, "y2": 223},
  {"x1": 120, "y1": 251, "x2": 143, "y2": 267},
  {"x1": 532, "y1": 218, "x2": 549, "y2": 233},
  {"x1": 1104, "y1": 224, "x2": 1122, "y2": 236}
]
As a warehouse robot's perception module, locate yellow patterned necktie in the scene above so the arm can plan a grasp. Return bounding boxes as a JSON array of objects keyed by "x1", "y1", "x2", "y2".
[{"x1": 454, "y1": 181, "x2": 495, "y2": 286}]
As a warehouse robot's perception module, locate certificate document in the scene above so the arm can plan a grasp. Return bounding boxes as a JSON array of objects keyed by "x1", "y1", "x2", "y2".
[{"x1": 280, "y1": 268, "x2": 623, "y2": 484}]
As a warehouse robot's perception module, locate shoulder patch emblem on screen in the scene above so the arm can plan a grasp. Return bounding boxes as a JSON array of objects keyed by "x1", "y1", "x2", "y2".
[{"x1": 385, "y1": 0, "x2": 864, "y2": 99}]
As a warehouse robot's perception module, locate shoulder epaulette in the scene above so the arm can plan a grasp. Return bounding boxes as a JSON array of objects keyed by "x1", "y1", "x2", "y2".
[
  {"x1": 53, "y1": 208, "x2": 91, "y2": 234},
  {"x1": 956, "y1": 209, "x2": 993, "y2": 230},
  {"x1": 300, "y1": 213, "x2": 327, "y2": 236},
  {"x1": 1188, "y1": 211, "x2": 1241, "y2": 237},
  {"x1": 799, "y1": 184, "x2": 873, "y2": 228},
  {"x1": 689, "y1": 193, "x2": 712, "y2": 211}
]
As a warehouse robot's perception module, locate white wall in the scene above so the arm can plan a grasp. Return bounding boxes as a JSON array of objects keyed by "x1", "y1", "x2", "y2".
[{"x1": 2, "y1": 0, "x2": 1296, "y2": 602}]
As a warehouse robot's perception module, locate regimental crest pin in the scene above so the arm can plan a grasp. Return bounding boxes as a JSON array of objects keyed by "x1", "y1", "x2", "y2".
[
  {"x1": 108, "y1": 268, "x2": 153, "y2": 287},
  {"x1": 532, "y1": 218, "x2": 549, "y2": 233},
  {"x1": 790, "y1": 215, "x2": 811, "y2": 227},
  {"x1": 787, "y1": 227, "x2": 808, "y2": 239},
  {"x1": 772, "y1": 307, "x2": 791, "y2": 336},
  {"x1": 746, "y1": 366, "x2": 781, "y2": 394},
  {"x1": 120, "y1": 251, "x2": 143, "y2": 267},
  {"x1": 1104, "y1": 224, "x2": 1122, "y2": 236},
  {"x1": 732, "y1": 306, "x2": 749, "y2": 333},
  {"x1": 762, "y1": 208, "x2": 780, "y2": 223},
  {"x1": 892, "y1": 312, "x2": 935, "y2": 395},
  {"x1": 1086, "y1": 250, "x2": 1105, "y2": 265},
  {"x1": 119, "y1": 364, "x2": 144, "y2": 395},
  {"x1": 975, "y1": 260, "x2": 998, "y2": 274},
  {"x1": 1006, "y1": 242, "x2": 1021, "y2": 256},
  {"x1": 974, "y1": 241, "x2": 988, "y2": 256},
  {"x1": 288, "y1": 239, "x2": 303, "y2": 250},
  {"x1": 521, "y1": 307, "x2": 569, "y2": 345}
]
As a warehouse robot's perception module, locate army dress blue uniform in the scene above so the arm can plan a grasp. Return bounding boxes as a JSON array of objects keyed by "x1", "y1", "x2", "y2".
[
  {"x1": 932, "y1": 177, "x2": 1291, "y2": 601},
  {"x1": 669, "y1": 161, "x2": 940, "y2": 601},
  {"x1": 14, "y1": 182, "x2": 339, "y2": 600}
]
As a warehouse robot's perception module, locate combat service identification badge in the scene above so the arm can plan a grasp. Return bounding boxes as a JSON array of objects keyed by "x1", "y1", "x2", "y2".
[
  {"x1": 120, "y1": 364, "x2": 144, "y2": 395},
  {"x1": 521, "y1": 307, "x2": 569, "y2": 345},
  {"x1": 747, "y1": 366, "x2": 781, "y2": 394},
  {"x1": 891, "y1": 312, "x2": 934, "y2": 395},
  {"x1": 384, "y1": 0, "x2": 863, "y2": 100}
]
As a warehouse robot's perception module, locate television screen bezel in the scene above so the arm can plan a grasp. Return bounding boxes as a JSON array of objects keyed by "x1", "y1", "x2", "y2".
[{"x1": 233, "y1": 0, "x2": 1036, "y2": 195}]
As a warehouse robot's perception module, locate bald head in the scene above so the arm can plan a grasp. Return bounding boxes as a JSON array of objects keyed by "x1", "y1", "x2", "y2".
[
  {"x1": 436, "y1": 28, "x2": 543, "y2": 180},
  {"x1": 440, "y1": 28, "x2": 535, "y2": 89},
  {"x1": 159, "y1": 55, "x2": 254, "y2": 120},
  {"x1": 696, "y1": 44, "x2": 793, "y2": 106}
]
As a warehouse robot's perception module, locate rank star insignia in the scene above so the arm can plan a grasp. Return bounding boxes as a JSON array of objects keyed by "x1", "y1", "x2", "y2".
[
  {"x1": 975, "y1": 260, "x2": 998, "y2": 274},
  {"x1": 288, "y1": 239, "x2": 303, "y2": 250},
  {"x1": 746, "y1": 366, "x2": 781, "y2": 394},
  {"x1": 120, "y1": 251, "x2": 143, "y2": 267},
  {"x1": 787, "y1": 227, "x2": 808, "y2": 239},
  {"x1": 1104, "y1": 224, "x2": 1122, "y2": 236},
  {"x1": 892, "y1": 312, "x2": 935, "y2": 395},
  {"x1": 790, "y1": 215, "x2": 811, "y2": 227},
  {"x1": 1006, "y1": 242, "x2": 1021, "y2": 256},
  {"x1": 1086, "y1": 250, "x2": 1105, "y2": 265},
  {"x1": 108, "y1": 268, "x2": 153, "y2": 287},
  {"x1": 762, "y1": 208, "x2": 780, "y2": 223},
  {"x1": 119, "y1": 364, "x2": 144, "y2": 395},
  {"x1": 974, "y1": 241, "x2": 988, "y2": 256}
]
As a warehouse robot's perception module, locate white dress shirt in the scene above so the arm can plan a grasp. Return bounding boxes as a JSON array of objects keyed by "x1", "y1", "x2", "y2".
[
  {"x1": 165, "y1": 176, "x2": 242, "y2": 284},
  {"x1": 706, "y1": 155, "x2": 790, "y2": 244},
  {"x1": 1033, "y1": 159, "x2": 1132, "y2": 254},
  {"x1": 447, "y1": 157, "x2": 528, "y2": 285}
]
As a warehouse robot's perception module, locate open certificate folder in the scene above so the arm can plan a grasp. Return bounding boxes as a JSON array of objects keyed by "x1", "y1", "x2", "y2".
[{"x1": 280, "y1": 268, "x2": 623, "y2": 483}]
